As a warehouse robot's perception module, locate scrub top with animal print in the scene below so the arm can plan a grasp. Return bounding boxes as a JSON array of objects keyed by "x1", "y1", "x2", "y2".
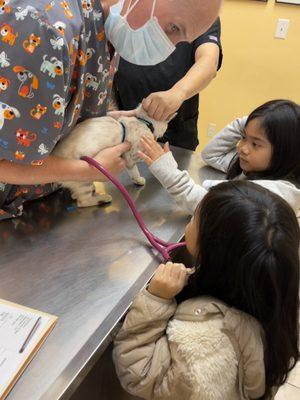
[{"x1": 0, "y1": 0, "x2": 112, "y2": 219}]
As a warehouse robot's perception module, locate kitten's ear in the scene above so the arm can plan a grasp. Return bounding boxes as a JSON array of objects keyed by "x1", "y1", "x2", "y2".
[
  {"x1": 166, "y1": 112, "x2": 177, "y2": 123},
  {"x1": 135, "y1": 103, "x2": 145, "y2": 117}
]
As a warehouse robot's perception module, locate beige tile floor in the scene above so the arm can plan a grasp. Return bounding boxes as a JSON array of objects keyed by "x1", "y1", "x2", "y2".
[{"x1": 275, "y1": 362, "x2": 300, "y2": 400}]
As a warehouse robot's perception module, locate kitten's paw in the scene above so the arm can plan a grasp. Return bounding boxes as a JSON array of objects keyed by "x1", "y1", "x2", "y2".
[
  {"x1": 76, "y1": 193, "x2": 112, "y2": 207},
  {"x1": 97, "y1": 193, "x2": 112, "y2": 204},
  {"x1": 133, "y1": 176, "x2": 146, "y2": 186}
]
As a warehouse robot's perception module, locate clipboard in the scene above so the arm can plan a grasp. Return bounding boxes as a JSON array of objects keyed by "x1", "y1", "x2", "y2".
[{"x1": 0, "y1": 299, "x2": 57, "y2": 400}]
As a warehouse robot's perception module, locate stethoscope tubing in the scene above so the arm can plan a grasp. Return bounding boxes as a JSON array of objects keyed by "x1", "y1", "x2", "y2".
[{"x1": 81, "y1": 156, "x2": 186, "y2": 261}]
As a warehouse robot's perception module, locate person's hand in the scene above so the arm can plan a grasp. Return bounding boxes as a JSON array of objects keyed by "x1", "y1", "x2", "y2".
[
  {"x1": 107, "y1": 109, "x2": 138, "y2": 120},
  {"x1": 92, "y1": 142, "x2": 131, "y2": 180},
  {"x1": 138, "y1": 135, "x2": 170, "y2": 166},
  {"x1": 148, "y1": 262, "x2": 192, "y2": 300},
  {"x1": 142, "y1": 88, "x2": 185, "y2": 121}
]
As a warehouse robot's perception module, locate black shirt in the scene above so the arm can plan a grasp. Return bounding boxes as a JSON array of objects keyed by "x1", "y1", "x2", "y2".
[{"x1": 114, "y1": 18, "x2": 223, "y2": 150}]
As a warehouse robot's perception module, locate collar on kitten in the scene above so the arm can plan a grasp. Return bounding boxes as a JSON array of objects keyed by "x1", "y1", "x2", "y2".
[
  {"x1": 120, "y1": 117, "x2": 155, "y2": 143},
  {"x1": 137, "y1": 117, "x2": 154, "y2": 134},
  {"x1": 120, "y1": 121, "x2": 127, "y2": 143}
]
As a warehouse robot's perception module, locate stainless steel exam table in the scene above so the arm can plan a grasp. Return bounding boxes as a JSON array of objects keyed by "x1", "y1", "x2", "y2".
[{"x1": 0, "y1": 147, "x2": 224, "y2": 400}]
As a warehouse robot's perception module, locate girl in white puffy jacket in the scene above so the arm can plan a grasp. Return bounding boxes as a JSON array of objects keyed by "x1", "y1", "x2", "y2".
[
  {"x1": 114, "y1": 181, "x2": 300, "y2": 400},
  {"x1": 138, "y1": 99, "x2": 300, "y2": 216}
]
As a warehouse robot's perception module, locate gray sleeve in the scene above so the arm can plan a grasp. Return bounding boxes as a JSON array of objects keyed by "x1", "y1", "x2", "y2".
[
  {"x1": 203, "y1": 178, "x2": 300, "y2": 217},
  {"x1": 149, "y1": 152, "x2": 208, "y2": 215},
  {"x1": 252, "y1": 180, "x2": 300, "y2": 216},
  {"x1": 113, "y1": 290, "x2": 177, "y2": 400},
  {"x1": 201, "y1": 117, "x2": 248, "y2": 173},
  {"x1": 0, "y1": 10, "x2": 67, "y2": 165}
]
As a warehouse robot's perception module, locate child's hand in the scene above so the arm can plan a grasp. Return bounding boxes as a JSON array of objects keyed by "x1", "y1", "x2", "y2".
[
  {"x1": 138, "y1": 135, "x2": 170, "y2": 166},
  {"x1": 148, "y1": 262, "x2": 192, "y2": 300}
]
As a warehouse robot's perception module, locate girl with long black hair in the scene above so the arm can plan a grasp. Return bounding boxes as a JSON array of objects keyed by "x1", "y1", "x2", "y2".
[
  {"x1": 114, "y1": 181, "x2": 299, "y2": 400},
  {"x1": 139, "y1": 99, "x2": 300, "y2": 216}
]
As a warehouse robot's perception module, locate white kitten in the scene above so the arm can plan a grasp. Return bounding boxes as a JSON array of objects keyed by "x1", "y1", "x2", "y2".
[{"x1": 53, "y1": 106, "x2": 172, "y2": 207}]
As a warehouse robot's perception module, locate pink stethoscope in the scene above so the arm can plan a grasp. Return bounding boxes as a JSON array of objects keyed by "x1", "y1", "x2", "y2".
[{"x1": 81, "y1": 156, "x2": 186, "y2": 261}]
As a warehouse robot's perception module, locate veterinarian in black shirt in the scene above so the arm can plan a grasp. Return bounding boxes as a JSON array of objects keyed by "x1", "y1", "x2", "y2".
[{"x1": 114, "y1": 18, "x2": 222, "y2": 150}]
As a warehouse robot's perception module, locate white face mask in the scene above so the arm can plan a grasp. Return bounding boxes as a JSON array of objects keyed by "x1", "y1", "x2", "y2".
[{"x1": 104, "y1": 0, "x2": 176, "y2": 66}]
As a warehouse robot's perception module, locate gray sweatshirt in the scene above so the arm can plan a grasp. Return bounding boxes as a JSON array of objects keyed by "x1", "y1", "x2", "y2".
[{"x1": 149, "y1": 117, "x2": 300, "y2": 216}]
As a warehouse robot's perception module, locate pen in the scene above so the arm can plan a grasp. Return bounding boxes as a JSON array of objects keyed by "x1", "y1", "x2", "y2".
[{"x1": 19, "y1": 316, "x2": 41, "y2": 354}]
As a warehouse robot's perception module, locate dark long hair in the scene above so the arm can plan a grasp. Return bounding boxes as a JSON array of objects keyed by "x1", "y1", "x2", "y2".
[
  {"x1": 188, "y1": 181, "x2": 300, "y2": 398},
  {"x1": 227, "y1": 100, "x2": 300, "y2": 187}
]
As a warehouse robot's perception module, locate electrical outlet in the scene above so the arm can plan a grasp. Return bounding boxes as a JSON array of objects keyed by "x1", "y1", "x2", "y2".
[
  {"x1": 207, "y1": 123, "x2": 217, "y2": 137},
  {"x1": 275, "y1": 19, "x2": 290, "y2": 39}
]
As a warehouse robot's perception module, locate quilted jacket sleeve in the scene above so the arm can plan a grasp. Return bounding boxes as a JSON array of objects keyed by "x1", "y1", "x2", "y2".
[
  {"x1": 113, "y1": 289, "x2": 177, "y2": 399},
  {"x1": 113, "y1": 291, "x2": 240, "y2": 400}
]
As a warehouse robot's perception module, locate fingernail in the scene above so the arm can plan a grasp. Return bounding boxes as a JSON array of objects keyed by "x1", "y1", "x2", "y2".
[{"x1": 186, "y1": 267, "x2": 196, "y2": 275}]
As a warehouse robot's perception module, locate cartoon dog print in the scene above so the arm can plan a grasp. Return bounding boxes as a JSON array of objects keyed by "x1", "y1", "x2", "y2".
[
  {"x1": 77, "y1": 49, "x2": 87, "y2": 66},
  {"x1": 81, "y1": 0, "x2": 94, "y2": 18},
  {"x1": 68, "y1": 96, "x2": 81, "y2": 127},
  {"x1": 97, "y1": 90, "x2": 107, "y2": 106},
  {"x1": 23, "y1": 34, "x2": 41, "y2": 54},
  {"x1": 15, "y1": 6, "x2": 37, "y2": 21},
  {"x1": 53, "y1": 21, "x2": 66, "y2": 36},
  {"x1": 0, "y1": 0, "x2": 10, "y2": 15},
  {"x1": 0, "y1": 23, "x2": 18, "y2": 46},
  {"x1": 97, "y1": 56, "x2": 104, "y2": 73},
  {"x1": 86, "y1": 47, "x2": 95, "y2": 61},
  {"x1": 16, "y1": 128, "x2": 37, "y2": 147},
  {"x1": 0, "y1": 102, "x2": 20, "y2": 129},
  {"x1": 98, "y1": 57, "x2": 110, "y2": 80},
  {"x1": 30, "y1": 104, "x2": 47, "y2": 120},
  {"x1": 60, "y1": 1, "x2": 73, "y2": 19},
  {"x1": 40, "y1": 55, "x2": 63, "y2": 78},
  {"x1": 0, "y1": 75, "x2": 9, "y2": 93},
  {"x1": 0, "y1": 51, "x2": 10, "y2": 67},
  {"x1": 52, "y1": 94, "x2": 66, "y2": 116},
  {"x1": 13, "y1": 66, "x2": 39, "y2": 99},
  {"x1": 85, "y1": 73, "x2": 99, "y2": 91},
  {"x1": 102, "y1": 68, "x2": 109, "y2": 80}
]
